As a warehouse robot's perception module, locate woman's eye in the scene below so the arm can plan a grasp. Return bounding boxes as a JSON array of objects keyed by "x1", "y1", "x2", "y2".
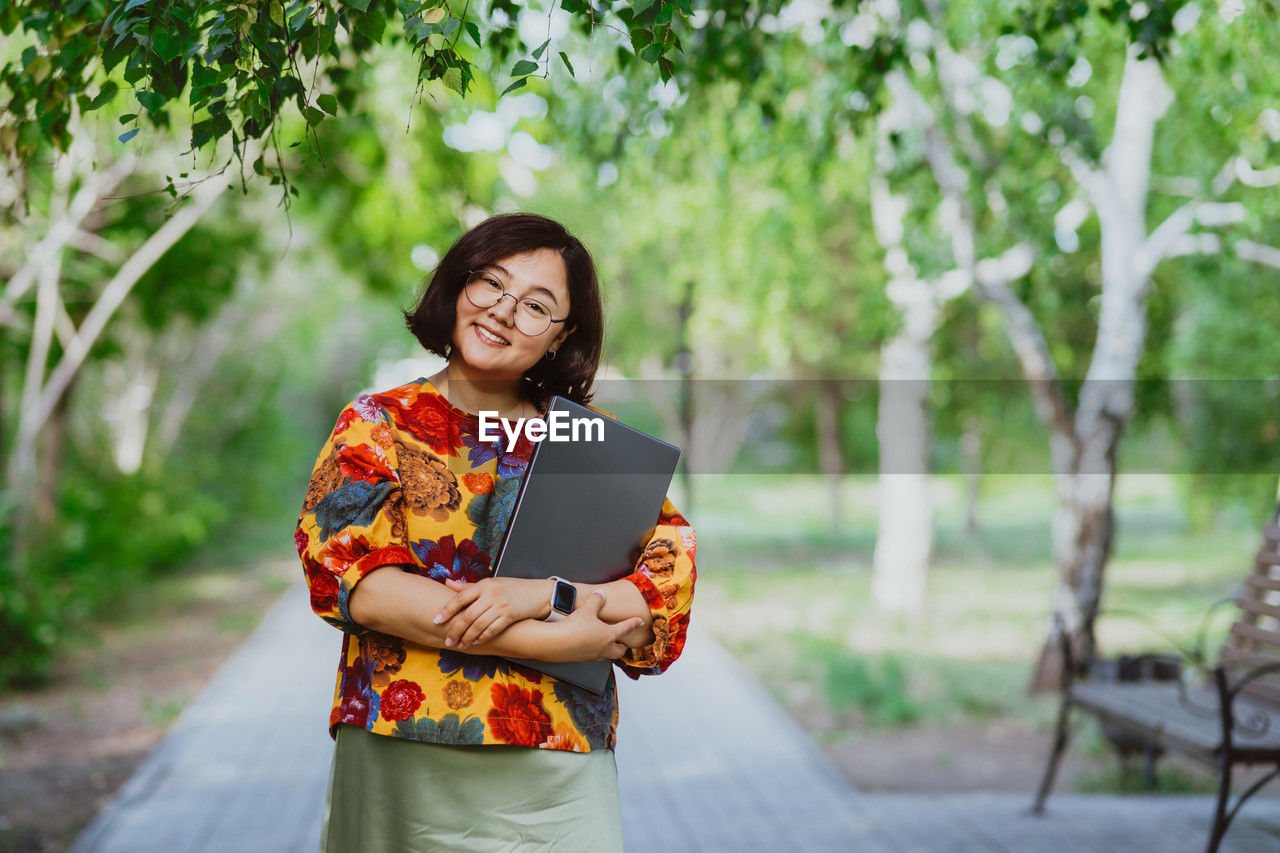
[
  {"x1": 523, "y1": 301, "x2": 549, "y2": 317},
  {"x1": 483, "y1": 278, "x2": 503, "y2": 290}
]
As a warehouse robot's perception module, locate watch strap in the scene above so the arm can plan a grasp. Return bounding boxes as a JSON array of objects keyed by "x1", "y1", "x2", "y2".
[{"x1": 545, "y1": 576, "x2": 574, "y2": 621}]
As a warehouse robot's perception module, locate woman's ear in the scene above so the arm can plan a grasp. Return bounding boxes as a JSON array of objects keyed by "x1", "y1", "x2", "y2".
[{"x1": 553, "y1": 324, "x2": 576, "y2": 350}]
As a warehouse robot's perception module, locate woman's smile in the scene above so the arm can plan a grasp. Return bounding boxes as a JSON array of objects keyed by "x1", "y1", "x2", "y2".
[{"x1": 472, "y1": 323, "x2": 511, "y2": 346}]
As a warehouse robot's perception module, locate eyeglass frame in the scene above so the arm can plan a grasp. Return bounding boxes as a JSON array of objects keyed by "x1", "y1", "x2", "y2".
[{"x1": 462, "y1": 268, "x2": 570, "y2": 337}]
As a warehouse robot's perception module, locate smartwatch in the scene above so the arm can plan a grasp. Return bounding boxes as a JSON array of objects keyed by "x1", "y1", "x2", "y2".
[{"x1": 545, "y1": 576, "x2": 576, "y2": 622}]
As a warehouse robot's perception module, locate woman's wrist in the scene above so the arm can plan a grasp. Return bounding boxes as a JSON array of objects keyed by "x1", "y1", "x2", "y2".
[{"x1": 463, "y1": 613, "x2": 568, "y2": 661}]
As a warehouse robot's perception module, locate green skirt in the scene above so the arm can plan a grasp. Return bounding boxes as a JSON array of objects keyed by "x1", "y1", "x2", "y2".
[{"x1": 320, "y1": 724, "x2": 624, "y2": 852}]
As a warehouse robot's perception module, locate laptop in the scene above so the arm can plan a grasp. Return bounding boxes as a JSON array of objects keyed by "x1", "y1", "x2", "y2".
[{"x1": 491, "y1": 395, "x2": 681, "y2": 693}]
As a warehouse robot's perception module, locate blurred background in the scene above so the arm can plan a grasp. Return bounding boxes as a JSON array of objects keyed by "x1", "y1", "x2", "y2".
[{"x1": 2, "y1": 0, "x2": 1280, "y2": 848}]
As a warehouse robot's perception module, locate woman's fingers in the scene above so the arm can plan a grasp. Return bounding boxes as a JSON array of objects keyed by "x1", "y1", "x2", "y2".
[
  {"x1": 580, "y1": 590, "x2": 607, "y2": 617},
  {"x1": 613, "y1": 617, "x2": 644, "y2": 639},
  {"x1": 473, "y1": 614, "x2": 512, "y2": 648},
  {"x1": 434, "y1": 583, "x2": 480, "y2": 625},
  {"x1": 444, "y1": 600, "x2": 489, "y2": 647},
  {"x1": 459, "y1": 608, "x2": 502, "y2": 649}
]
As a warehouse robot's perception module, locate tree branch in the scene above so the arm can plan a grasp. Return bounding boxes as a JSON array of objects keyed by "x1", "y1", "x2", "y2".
[
  {"x1": 6, "y1": 174, "x2": 229, "y2": 491},
  {"x1": 1236, "y1": 239, "x2": 1280, "y2": 269},
  {"x1": 0, "y1": 156, "x2": 135, "y2": 327}
]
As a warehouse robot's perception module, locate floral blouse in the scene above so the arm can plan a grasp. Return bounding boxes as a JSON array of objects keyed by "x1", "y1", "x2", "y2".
[{"x1": 294, "y1": 378, "x2": 696, "y2": 753}]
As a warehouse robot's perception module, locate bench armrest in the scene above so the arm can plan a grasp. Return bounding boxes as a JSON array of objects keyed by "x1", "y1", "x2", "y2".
[{"x1": 1094, "y1": 593, "x2": 1239, "y2": 675}]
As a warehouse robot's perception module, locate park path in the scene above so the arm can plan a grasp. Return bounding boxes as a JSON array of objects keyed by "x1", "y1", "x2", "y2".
[{"x1": 73, "y1": 583, "x2": 1280, "y2": 852}]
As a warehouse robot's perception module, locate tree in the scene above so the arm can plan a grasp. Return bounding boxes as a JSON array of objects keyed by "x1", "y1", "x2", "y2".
[
  {"x1": 1, "y1": 0, "x2": 730, "y2": 207},
  {"x1": 881, "y1": 0, "x2": 1280, "y2": 683}
]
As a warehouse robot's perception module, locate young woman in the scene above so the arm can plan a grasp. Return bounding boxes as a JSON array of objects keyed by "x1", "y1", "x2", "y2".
[{"x1": 295, "y1": 212, "x2": 696, "y2": 851}]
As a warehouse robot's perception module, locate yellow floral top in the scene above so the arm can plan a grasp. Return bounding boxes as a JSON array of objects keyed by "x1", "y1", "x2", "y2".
[{"x1": 294, "y1": 378, "x2": 696, "y2": 752}]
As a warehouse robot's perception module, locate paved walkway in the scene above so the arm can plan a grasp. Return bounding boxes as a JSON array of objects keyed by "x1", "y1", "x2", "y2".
[{"x1": 74, "y1": 583, "x2": 1280, "y2": 852}]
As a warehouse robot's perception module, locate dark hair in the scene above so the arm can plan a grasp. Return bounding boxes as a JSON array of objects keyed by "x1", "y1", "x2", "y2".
[{"x1": 405, "y1": 212, "x2": 603, "y2": 408}]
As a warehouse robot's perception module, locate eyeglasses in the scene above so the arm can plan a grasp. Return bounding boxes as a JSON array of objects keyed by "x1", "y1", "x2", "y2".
[{"x1": 463, "y1": 269, "x2": 569, "y2": 337}]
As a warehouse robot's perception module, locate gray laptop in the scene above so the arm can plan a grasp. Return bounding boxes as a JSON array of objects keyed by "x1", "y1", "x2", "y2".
[{"x1": 492, "y1": 395, "x2": 681, "y2": 693}]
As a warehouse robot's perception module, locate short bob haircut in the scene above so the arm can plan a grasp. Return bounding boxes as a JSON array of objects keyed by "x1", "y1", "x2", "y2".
[{"x1": 404, "y1": 212, "x2": 603, "y2": 409}]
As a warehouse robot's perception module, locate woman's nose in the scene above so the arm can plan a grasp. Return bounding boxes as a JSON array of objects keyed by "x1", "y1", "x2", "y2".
[{"x1": 488, "y1": 293, "x2": 518, "y2": 325}]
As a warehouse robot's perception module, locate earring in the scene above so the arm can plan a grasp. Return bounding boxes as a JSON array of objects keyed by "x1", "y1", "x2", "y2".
[{"x1": 545, "y1": 349, "x2": 557, "y2": 360}]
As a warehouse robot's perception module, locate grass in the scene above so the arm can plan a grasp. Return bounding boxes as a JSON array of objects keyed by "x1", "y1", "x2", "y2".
[{"x1": 688, "y1": 472, "x2": 1265, "y2": 793}]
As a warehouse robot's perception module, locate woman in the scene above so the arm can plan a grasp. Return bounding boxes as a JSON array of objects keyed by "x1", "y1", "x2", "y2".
[{"x1": 295, "y1": 212, "x2": 696, "y2": 851}]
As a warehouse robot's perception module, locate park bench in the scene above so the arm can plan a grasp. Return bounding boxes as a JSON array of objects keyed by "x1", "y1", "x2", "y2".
[{"x1": 1032, "y1": 505, "x2": 1280, "y2": 853}]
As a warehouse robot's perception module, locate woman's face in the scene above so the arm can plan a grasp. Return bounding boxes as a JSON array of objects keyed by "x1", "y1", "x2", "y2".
[{"x1": 451, "y1": 247, "x2": 574, "y2": 382}]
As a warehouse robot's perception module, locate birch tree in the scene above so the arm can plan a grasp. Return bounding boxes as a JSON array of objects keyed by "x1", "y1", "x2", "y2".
[
  {"x1": 888, "y1": 0, "x2": 1280, "y2": 683},
  {"x1": 0, "y1": 113, "x2": 262, "y2": 552},
  {"x1": 862, "y1": 5, "x2": 1035, "y2": 611}
]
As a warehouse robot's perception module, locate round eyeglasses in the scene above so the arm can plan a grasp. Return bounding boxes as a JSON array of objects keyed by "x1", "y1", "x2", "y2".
[{"x1": 463, "y1": 269, "x2": 568, "y2": 337}]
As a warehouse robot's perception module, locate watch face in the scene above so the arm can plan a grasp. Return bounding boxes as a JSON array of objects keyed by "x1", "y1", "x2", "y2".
[{"x1": 553, "y1": 580, "x2": 576, "y2": 614}]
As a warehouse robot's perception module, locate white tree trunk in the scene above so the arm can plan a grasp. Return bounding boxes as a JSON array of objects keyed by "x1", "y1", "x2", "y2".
[
  {"x1": 873, "y1": 332, "x2": 934, "y2": 613},
  {"x1": 869, "y1": 173, "x2": 940, "y2": 613},
  {"x1": 1031, "y1": 48, "x2": 1173, "y2": 688}
]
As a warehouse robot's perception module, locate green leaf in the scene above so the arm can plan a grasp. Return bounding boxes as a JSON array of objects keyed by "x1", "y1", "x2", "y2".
[
  {"x1": 532, "y1": 38, "x2": 550, "y2": 60},
  {"x1": 558, "y1": 50, "x2": 574, "y2": 76},
  {"x1": 88, "y1": 81, "x2": 118, "y2": 111},
  {"x1": 464, "y1": 21, "x2": 481, "y2": 47},
  {"x1": 634, "y1": 0, "x2": 658, "y2": 15},
  {"x1": 354, "y1": 10, "x2": 386, "y2": 41},
  {"x1": 191, "y1": 118, "x2": 214, "y2": 148},
  {"x1": 152, "y1": 31, "x2": 181, "y2": 63},
  {"x1": 443, "y1": 66, "x2": 463, "y2": 95},
  {"x1": 500, "y1": 77, "x2": 527, "y2": 96},
  {"x1": 638, "y1": 43, "x2": 660, "y2": 64},
  {"x1": 117, "y1": 128, "x2": 140, "y2": 144},
  {"x1": 317, "y1": 93, "x2": 338, "y2": 115},
  {"x1": 511, "y1": 59, "x2": 538, "y2": 76},
  {"x1": 118, "y1": 113, "x2": 137, "y2": 125},
  {"x1": 346, "y1": 0, "x2": 372, "y2": 12},
  {"x1": 135, "y1": 89, "x2": 166, "y2": 113},
  {"x1": 304, "y1": 106, "x2": 325, "y2": 125}
]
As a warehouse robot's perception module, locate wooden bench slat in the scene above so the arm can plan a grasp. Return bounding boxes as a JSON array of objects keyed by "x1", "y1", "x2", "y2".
[
  {"x1": 1244, "y1": 573, "x2": 1280, "y2": 594},
  {"x1": 1229, "y1": 620, "x2": 1280, "y2": 650},
  {"x1": 1237, "y1": 597, "x2": 1280, "y2": 622},
  {"x1": 1252, "y1": 556, "x2": 1280, "y2": 576}
]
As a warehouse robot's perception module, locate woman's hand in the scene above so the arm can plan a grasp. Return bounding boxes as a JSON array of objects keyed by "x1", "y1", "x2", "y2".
[
  {"x1": 552, "y1": 591, "x2": 646, "y2": 663},
  {"x1": 434, "y1": 577, "x2": 550, "y2": 650}
]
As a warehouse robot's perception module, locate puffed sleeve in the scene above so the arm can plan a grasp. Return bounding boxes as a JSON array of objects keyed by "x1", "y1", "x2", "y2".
[
  {"x1": 614, "y1": 496, "x2": 697, "y2": 679},
  {"x1": 295, "y1": 395, "x2": 417, "y2": 634}
]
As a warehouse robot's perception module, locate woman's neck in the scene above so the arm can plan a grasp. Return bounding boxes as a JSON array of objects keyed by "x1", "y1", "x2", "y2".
[{"x1": 431, "y1": 361, "x2": 529, "y2": 419}]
